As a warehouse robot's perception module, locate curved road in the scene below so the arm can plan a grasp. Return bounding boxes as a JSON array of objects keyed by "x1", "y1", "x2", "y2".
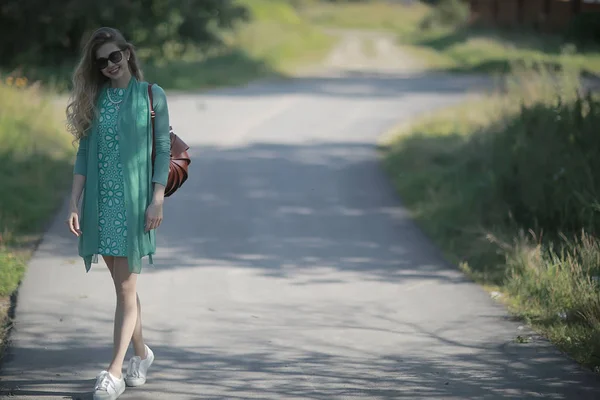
[{"x1": 2, "y1": 32, "x2": 600, "y2": 399}]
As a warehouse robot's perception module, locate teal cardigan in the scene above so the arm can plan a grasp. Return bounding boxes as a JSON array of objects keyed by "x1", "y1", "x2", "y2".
[{"x1": 73, "y1": 77, "x2": 171, "y2": 273}]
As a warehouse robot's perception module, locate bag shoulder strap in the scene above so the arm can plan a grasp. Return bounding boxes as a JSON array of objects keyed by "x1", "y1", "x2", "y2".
[
  {"x1": 148, "y1": 83, "x2": 156, "y2": 160},
  {"x1": 148, "y1": 83, "x2": 155, "y2": 115}
]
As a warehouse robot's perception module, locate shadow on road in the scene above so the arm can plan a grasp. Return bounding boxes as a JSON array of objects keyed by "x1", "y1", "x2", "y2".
[
  {"x1": 2, "y1": 310, "x2": 600, "y2": 399},
  {"x1": 156, "y1": 142, "x2": 459, "y2": 282},
  {"x1": 38, "y1": 141, "x2": 465, "y2": 285}
]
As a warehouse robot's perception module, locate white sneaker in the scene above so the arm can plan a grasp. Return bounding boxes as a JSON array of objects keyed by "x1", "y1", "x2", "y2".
[
  {"x1": 125, "y1": 344, "x2": 154, "y2": 387},
  {"x1": 93, "y1": 370, "x2": 125, "y2": 400}
]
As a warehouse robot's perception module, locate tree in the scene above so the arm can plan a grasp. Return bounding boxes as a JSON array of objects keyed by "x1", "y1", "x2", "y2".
[{"x1": 0, "y1": 0, "x2": 249, "y2": 68}]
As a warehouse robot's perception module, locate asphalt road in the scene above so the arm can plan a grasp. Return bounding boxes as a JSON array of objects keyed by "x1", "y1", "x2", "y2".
[{"x1": 2, "y1": 33, "x2": 600, "y2": 399}]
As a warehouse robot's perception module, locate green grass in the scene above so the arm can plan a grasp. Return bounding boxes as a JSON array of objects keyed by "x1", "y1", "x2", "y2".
[
  {"x1": 296, "y1": 0, "x2": 429, "y2": 36},
  {"x1": 380, "y1": 66, "x2": 600, "y2": 371},
  {"x1": 0, "y1": 77, "x2": 73, "y2": 355},
  {"x1": 229, "y1": 0, "x2": 337, "y2": 73},
  {"x1": 0, "y1": 252, "x2": 24, "y2": 299},
  {"x1": 146, "y1": 0, "x2": 339, "y2": 90},
  {"x1": 402, "y1": 26, "x2": 600, "y2": 77},
  {"x1": 400, "y1": 0, "x2": 600, "y2": 76},
  {"x1": 143, "y1": 49, "x2": 279, "y2": 91}
]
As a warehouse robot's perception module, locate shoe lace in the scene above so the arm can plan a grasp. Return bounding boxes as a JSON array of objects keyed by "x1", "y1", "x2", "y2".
[
  {"x1": 95, "y1": 372, "x2": 114, "y2": 391},
  {"x1": 127, "y1": 356, "x2": 142, "y2": 378}
]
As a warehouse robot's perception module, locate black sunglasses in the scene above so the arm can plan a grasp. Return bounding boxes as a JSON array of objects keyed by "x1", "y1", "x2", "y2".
[{"x1": 96, "y1": 50, "x2": 124, "y2": 70}]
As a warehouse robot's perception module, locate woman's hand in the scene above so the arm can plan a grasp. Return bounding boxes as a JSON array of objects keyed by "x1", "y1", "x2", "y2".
[
  {"x1": 145, "y1": 200, "x2": 164, "y2": 232},
  {"x1": 67, "y1": 208, "x2": 82, "y2": 237}
]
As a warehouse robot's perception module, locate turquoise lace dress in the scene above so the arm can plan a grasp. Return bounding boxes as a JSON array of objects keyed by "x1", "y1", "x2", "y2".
[{"x1": 97, "y1": 87, "x2": 127, "y2": 257}]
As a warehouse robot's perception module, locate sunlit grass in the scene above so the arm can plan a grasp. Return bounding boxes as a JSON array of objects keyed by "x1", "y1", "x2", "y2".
[
  {"x1": 0, "y1": 76, "x2": 73, "y2": 356},
  {"x1": 381, "y1": 66, "x2": 600, "y2": 371}
]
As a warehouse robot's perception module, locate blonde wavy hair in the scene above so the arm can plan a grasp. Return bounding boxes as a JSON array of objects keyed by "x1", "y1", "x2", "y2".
[{"x1": 66, "y1": 27, "x2": 144, "y2": 141}]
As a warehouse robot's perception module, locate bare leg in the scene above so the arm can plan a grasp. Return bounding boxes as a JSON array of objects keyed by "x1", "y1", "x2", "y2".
[
  {"x1": 103, "y1": 255, "x2": 146, "y2": 360},
  {"x1": 103, "y1": 255, "x2": 120, "y2": 361},
  {"x1": 132, "y1": 293, "x2": 147, "y2": 358},
  {"x1": 103, "y1": 255, "x2": 115, "y2": 277},
  {"x1": 106, "y1": 257, "x2": 138, "y2": 378}
]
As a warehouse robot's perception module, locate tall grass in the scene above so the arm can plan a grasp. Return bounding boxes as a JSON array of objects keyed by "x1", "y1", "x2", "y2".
[
  {"x1": 0, "y1": 74, "x2": 72, "y2": 362},
  {"x1": 381, "y1": 66, "x2": 600, "y2": 370},
  {"x1": 403, "y1": 1, "x2": 600, "y2": 76},
  {"x1": 0, "y1": 77, "x2": 73, "y2": 295}
]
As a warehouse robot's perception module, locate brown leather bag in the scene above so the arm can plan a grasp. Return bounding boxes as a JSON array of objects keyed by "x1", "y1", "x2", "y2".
[{"x1": 148, "y1": 84, "x2": 191, "y2": 197}]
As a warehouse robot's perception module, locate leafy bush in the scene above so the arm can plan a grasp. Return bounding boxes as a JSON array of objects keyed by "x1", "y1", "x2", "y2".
[
  {"x1": 505, "y1": 231, "x2": 600, "y2": 327},
  {"x1": 381, "y1": 67, "x2": 600, "y2": 369},
  {"x1": 0, "y1": 76, "x2": 73, "y2": 299},
  {"x1": 0, "y1": 77, "x2": 73, "y2": 235},
  {"x1": 490, "y1": 86, "x2": 600, "y2": 236},
  {"x1": 565, "y1": 12, "x2": 600, "y2": 45}
]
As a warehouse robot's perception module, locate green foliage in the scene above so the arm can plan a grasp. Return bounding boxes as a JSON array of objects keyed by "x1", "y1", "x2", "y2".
[
  {"x1": 503, "y1": 231, "x2": 600, "y2": 367},
  {"x1": 240, "y1": 0, "x2": 303, "y2": 25},
  {"x1": 381, "y1": 68, "x2": 600, "y2": 369},
  {"x1": 297, "y1": 0, "x2": 429, "y2": 34},
  {"x1": 0, "y1": 0, "x2": 249, "y2": 68},
  {"x1": 0, "y1": 79, "x2": 73, "y2": 236},
  {"x1": 419, "y1": 0, "x2": 469, "y2": 30},
  {"x1": 0, "y1": 78, "x2": 73, "y2": 301},
  {"x1": 233, "y1": 0, "x2": 336, "y2": 70},
  {"x1": 0, "y1": 251, "x2": 25, "y2": 297},
  {"x1": 143, "y1": 49, "x2": 278, "y2": 91},
  {"x1": 402, "y1": 25, "x2": 600, "y2": 77},
  {"x1": 141, "y1": 0, "x2": 336, "y2": 90},
  {"x1": 565, "y1": 12, "x2": 600, "y2": 45},
  {"x1": 491, "y1": 91, "x2": 600, "y2": 236},
  {"x1": 0, "y1": 0, "x2": 338, "y2": 91}
]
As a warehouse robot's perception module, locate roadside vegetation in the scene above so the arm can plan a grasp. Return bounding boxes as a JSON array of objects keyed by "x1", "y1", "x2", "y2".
[
  {"x1": 295, "y1": 0, "x2": 430, "y2": 37},
  {"x1": 0, "y1": 78, "x2": 73, "y2": 358},
  {"x1": 1, "y1": 0, "x2": 337, "y2": 92},
  {"x1": 144, "y1": 0, "x2": 336, "y2": 90},
  {"x1": 297, "y1": 0, "x2": 600, "y2": 76},
  {"x1": 380, "y1": 65, "x2": 600, "y2": 372}
]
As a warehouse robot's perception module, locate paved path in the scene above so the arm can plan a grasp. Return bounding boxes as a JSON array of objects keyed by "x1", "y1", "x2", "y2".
[{"x1": 2, "y1": 31, "x2": 600, "y2": 399}]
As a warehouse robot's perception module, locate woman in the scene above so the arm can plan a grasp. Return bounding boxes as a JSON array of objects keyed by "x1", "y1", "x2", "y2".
[{"x1": 65, "y1": 27, "x2": 171, "y2": 400}]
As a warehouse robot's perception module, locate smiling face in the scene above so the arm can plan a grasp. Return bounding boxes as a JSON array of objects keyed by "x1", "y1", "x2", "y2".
[{"x1": 96, "y1": 42, "x2": 131, "y2": 82}]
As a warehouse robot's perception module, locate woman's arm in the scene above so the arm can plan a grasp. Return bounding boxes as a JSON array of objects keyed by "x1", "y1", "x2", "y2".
[
  {"x1": 146, "y1": 84, "x2": 170, "y2": 231},
  {"x1": 69, "y1": 174, "x2": 86, "y2": 211},
  {"x1": 150, "y1": 84, "x2": 170, "y2": 195},
  {"x1": 71, "y1": 135, "x2": 88, "y2": 210},
  {"x1": 68, "y1": 136, "x2": 88, "y2": 236},
  {"x1": 73, "y1": 135, "x2": 88, "y2": 177}
]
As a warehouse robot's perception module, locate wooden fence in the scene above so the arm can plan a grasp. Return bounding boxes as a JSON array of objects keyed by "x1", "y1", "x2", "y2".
[{"x1": 468, "y1": 0, "x2": 600, "y2": 31}]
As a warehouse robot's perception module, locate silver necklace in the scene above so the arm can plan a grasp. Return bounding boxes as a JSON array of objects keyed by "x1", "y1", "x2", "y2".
[{"x1": 106, "y1": 88, "x2": 123, "y2": 105}]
